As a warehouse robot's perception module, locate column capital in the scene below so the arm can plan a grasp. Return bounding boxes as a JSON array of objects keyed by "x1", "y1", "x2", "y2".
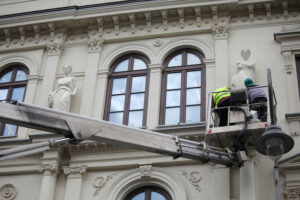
[
  {"x1": 212, "y1": 25, "x2": 229, "y2": 40},
  {"x1": 46, "y1": 32, "x2": 66, "y2": 56},
  {"x1": 38, "y1": 161, "x2": 60, "y2": 176},
  {"x1": 63, "y1": 165, "x2": 87, "y2": 179}
]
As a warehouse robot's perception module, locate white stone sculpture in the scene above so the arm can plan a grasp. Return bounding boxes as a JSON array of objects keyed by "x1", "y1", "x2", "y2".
[
  {"x1": 231, "y1": 49, "x2": 256, "y2": 89},
  {"x1": 48, "y1": 64, "x2": 77, "y2": 112}
]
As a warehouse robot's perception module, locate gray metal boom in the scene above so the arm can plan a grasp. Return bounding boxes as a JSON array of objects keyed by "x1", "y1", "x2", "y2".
[{"x1": 0, "y1": 102, "x2": 235, "y2": 166}]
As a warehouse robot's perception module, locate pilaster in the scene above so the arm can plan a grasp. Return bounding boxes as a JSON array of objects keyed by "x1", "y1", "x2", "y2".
[
  {"x1": 213, "y1": 25, "x2": 229, "y2": 88},
  {"x1": 79, "y1": 30, "x2": 103, "y2": 116},
  {"x1": 63, "y1": 165, "x2": 87, "y2": 200},
  {"x1": 38, "y1": 31, "x2": 66, "y2": 107},
  {"x1": 240, "y1": 160, "x2": 256, "y2": 200},
  {"x1": 147, "y1": 64, "x2": 162, "y2": 129},
  {"x1": 212, "y1": 164, "x2": 230, "y2": 200}
]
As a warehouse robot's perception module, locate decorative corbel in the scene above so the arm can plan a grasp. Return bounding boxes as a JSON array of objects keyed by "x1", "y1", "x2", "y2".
[
  {"x1": 161, "y1": 10, "x2": 168, "y2": 31},
  {"x1": 112, "y1": 16, "x2": 119, "y2": 35},
  {"x1": 128, "y1": 14, "x2": 136, "y2": 34},
  {"x1": 144, "y1": 12, "x2": 152, "y2": 32},
  {"x1": 265, "y1": 3, "x2": 272, "y2": 20},
  {"x1": 211, "y1": 6, "x2": 218, "y2": 25},
  {"x1": 177, "y1": 8, "x2": 184, "y2": 29},
  {"x1": 281, "y1": 1, "x2": 289, "y2": 18},
  {"x1": 48, "y1": 23, "x2": 55, "y2": 41},
  {"x1": 18, "y1": 27, "x2": 25, "y2": 46},
  {"x1": 282, "y1": 51, "x2": 294, "y2": 74},
  {"x1": 96, "y1": 17, "x2": 103, "y2": 37},
  {"x1": 194, "y1": 7, "x2": 201, "y2": 27},
  {"x1": 4, "y1": 28, "x2": 10, "y2": 47},
  {"x1": 247, "y1": 5, "x2": 255, "y2": 21},
  {"x1": 33, "y1": 24, "x2": 40, "y2": 44}
]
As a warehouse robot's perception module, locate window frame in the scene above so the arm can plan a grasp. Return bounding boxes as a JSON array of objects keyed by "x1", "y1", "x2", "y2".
[
  {"x1": 160, "y1": 49, "x2": 206, "y2": 125},
  {"x1": 0, "y1": 65, "x2": 29, "y2": 137},
  {"x1": 104, "y1": 54, "x2": 150, "y2": 127},
  {"x1": 296, "y1": 55, "x2": 300, "y2": 100},
  {"x1": 124, "y1": 186, "x2": 172, "y2": 200}
]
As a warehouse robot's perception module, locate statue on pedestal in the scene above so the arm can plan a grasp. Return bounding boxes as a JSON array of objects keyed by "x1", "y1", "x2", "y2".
[
  {"x1": 48, "y1": 64, "x2": 77, "y2": 112},
  {"x1": 231, "y1": 49, "x2": 256, "y2": 89}
]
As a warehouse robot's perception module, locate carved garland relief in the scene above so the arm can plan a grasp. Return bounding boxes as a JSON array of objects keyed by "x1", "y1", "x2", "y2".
[
  {"x1": 93, "y1": 174, "x2": 117, "y2": 198},
  {"x1": 180, "y1": 170, "x2": 202, "y2": 192}
]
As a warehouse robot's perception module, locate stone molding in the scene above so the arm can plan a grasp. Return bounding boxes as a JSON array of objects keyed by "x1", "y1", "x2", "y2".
[
  {"x1": 179, "y1": 170, "x2": 202, "y2": 192},
  {"x1": 284, "y1": 186, "x2": 300, "y2": 200},
  {"x1": 63, "y1": 165, "x2": 87, "y2": 179},
  {"x1": 0, "y1": 184, "x2": 16, "y2": 200}
]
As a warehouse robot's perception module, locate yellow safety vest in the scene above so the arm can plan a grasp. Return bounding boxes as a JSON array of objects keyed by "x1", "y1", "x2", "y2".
[{"x1": 212, "y1": 87, "x2": 230, "y2": 106}]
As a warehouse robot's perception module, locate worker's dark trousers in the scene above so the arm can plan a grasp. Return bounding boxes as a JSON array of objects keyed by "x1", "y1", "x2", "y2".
[
  {"x1": 217, "y1": 98, "x2": 231, "y2": 126},
  {"x1": 251, "y1": 97, "x2": 267, "y2": 122}
]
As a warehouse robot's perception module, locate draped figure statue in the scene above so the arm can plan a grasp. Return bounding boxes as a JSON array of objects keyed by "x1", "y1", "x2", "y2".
[
  {"x1": 231, "y1": 49, "x2": 256, "y2": 89},
  {"x1": 48, "y1": 64, "x2": 77, "y2": 112}
]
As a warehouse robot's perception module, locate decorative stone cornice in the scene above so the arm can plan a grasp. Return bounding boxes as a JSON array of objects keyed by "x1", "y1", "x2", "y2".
[
  {"x1": 38, "y1": 161, "x2": 60, "y2": 176},
  {"x1": 179, "y1": 170, "x2": 202, "y2": 192},
  {"x1": 212, "y1": 25, "x2": 229, "y2": 39},
  {"x1": 63, "y1": 165, "x2": 87, "y2": 179},
  {"x1": 139, "y1": 164, "x2": 152, "y2": 178},
  {"x1": 0, "y1": 184, "x2": 17, "y2": 200}
]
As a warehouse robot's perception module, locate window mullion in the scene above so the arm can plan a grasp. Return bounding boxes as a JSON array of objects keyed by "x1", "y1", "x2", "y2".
[
  {"x1": 124, "y1": 75, "x2": 132, "y2": 125},
  {"x1": 181, "y1": 70, "x2": 187, "y2": 123}
]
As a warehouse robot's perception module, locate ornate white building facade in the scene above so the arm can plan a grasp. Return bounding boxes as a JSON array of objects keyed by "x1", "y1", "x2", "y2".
[{"x1": 0, "y1": 0, "x2": 300, "y2": 199}]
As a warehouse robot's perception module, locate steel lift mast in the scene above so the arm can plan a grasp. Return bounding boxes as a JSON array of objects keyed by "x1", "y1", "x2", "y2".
[{"x1": 0, "y1": 101, "x2": 235, "y2": 166}]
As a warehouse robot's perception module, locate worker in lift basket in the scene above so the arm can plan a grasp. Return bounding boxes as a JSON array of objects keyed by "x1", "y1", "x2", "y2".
[
  {"x1": 244, "y1": 78, "x2": 268, "y2": 122},
  {"x1": 212, "y1": 87, "x2": 231, "y2": 127}
]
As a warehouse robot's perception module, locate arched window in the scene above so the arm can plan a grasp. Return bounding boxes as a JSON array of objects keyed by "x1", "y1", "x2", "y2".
[
  {"x1": 105, "y1": 54, "x2": 149, "y2": 127},
  {"x1": 0, "y1": 65, "x2": 28, "y2": 136},
  {"x1": 125, "y1": 186, "x2": 172, "y2": 200},
  {"x1": 160, "y1": 49, "x2": 205, "y2": 125}
]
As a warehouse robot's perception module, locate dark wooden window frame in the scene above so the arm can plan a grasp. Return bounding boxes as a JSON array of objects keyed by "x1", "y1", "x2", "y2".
[
  {"x1": 296, "y1": 55, "x2": 300, "y2": 100},
  {"x1": 0, "y1": 65, "x2": 29, "y2": 136},
  {"x1": 124, "y1": 185, "x2": 172, "y2": 200},
  {"x1": 104, "y1": 54, "x2": 150, "y2": 127},
  {"x1": 160, "y1": 49, "x2": 206, "y2": 125}
]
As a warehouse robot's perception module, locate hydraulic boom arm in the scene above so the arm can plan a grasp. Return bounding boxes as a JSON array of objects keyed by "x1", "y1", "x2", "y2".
[{"x1": 0, "y1": 101, "x2": 236, "y2": 166}]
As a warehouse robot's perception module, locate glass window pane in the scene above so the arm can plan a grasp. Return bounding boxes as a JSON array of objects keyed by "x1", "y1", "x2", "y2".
[
  {"x1": 187, "y1": 53, "x2": 201, "y2": 65},
  {"x1": 110, "y1": 95, "x2": 125, "y2": 112},
  {"x1": 0, "y1": 71, "x2": 12, "y2": 83},
  {"x1": 0, "y1": 89, "x2": 8, "y2": 101},
  {"x1": 15, "y1": 70, "x2": 27, "y2": 81},
  {"x1": 115, "y1": 59, "x2": 129, "y2": 72},
  {"x1": 186, "y1": 88, "x2": 201, "y2": 105},
  {"x1": 167, "y1": 73, "x2": 181, "y2": 89},
  {"x1": 151, "y1": 192, "x2": 166, "y2": 200},
  {"x1": 166, "y1": 90, "x2": 180, "y2": 107},
  {"x1": 11, "y1": 87, "x2": 25, "y2": 102},
  {"x1": 109, "y1": 112, "x2": 123, "y2": 124},
  {"x1": 132, "y1": 76, "x2": 146, "y2": 92},
  {"x1": 3, "y1": 124, "x2": 17, "y2": 136},
  {"x1": 133, "y1": 58, "x2": 147, "y2": 70},
  {"x1": 131, "y1": 192, "x2": 145, "y2": 200},
  {"x1": 186, "y1": 106, "x2": 201, "y2": 123},
  {"x1": 130, "y1": 93, "x2": 144, "y2": 110},
  {"x1": 112, "y1": 78, "x2": 127, "y2": 94},
  {"x1": 128, "y1": 111, "x2": 143, "y2": 127},
  {"x1": 187, "y1": 71, "x2": 201, "y2": 87},
  {"x1": 168, "y1": 54, "x2": 182, "y2": 67},
  {"x1": 165, "y1": 107, "x2": 180, "y2": 125}
]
